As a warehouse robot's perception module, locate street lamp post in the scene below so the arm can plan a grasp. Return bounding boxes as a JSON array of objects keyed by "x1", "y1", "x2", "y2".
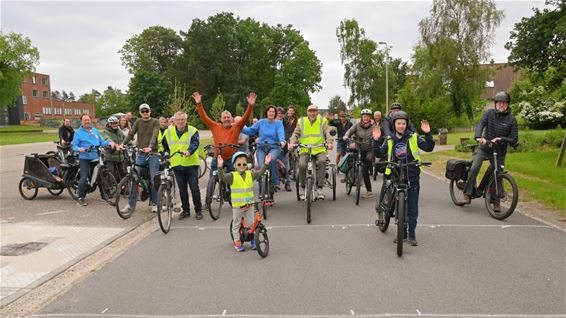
[{"x1": 379, "y1": 41, "x2": 390, "y2": 114}]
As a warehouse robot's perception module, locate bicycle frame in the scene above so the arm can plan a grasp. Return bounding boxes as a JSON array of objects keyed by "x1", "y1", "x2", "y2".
[{"x1": 470, "y1": 143, "x2": 505, "y2": 199}]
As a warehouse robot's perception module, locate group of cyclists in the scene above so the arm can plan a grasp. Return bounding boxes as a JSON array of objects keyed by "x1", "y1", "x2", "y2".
[{"x1": 52, "y1": 89, "x2": 518, "y2": 251}]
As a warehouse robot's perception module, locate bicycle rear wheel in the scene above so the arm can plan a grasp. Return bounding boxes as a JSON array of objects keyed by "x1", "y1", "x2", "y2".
[
  {"x1": 19, "y1": 177, "x2": 38, "y2": 200},
  {"x1": 100, "y1": 169, "x2": 117, "y2": 206},
  {"x1": 261, "y1": 174, "x2": 270, "y2": 220},
  {"x1": 449, "y1": 179, "x2": 467, "y2": 206},
  {"x1": 345, "y1": 168, "x2": 353, "y2": 195},
  {"x1": 484, "y1": 174, "x2": 518, "y2": 220},
  {"x1": 198, "y1": 155, "x2": 207, "y2": 179},
  {"x1": 157, "y1": 184, "x2": 172, "y2": 233},
  {"x1": 331, "y1": 166, "x2": 337, "y2": 201},
  {"x1": 254, "y1": 224, "x2": 269, "y2": 258},
  {"x1": 116, "y1": 175, "x2": 137, "y2": 219},
  {"x1": 396, "y1": 191, "x2": 406, "y2": 257},
  {"x1": 306, "y1": 176, "x2": 313, "y2": 224},
  {"x1": 66, "y1": 169, "x2": 80, "y2": 201},
  {"x1": 355, "y1": 165, "x2": 362, "y2": 206},
  {"x1": 206, "y1": 175, "x2": 223, "y2": 220},
  {"x1": 377, "y1": 185, "x2": 391, "y2": 233}
]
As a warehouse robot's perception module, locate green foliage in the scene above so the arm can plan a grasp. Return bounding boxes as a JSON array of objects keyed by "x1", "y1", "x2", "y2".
[
  {"x1": 168, "y1": 83, "x2": 202, "y2": 129},
  {"x1": 0, "y1": 32, "x2": 40, "y2": 109},
  {"x1": 97, "y1": 87, "x2": 129, "y2": 118},
  {"x1": 128, "y1": 69, "x2": 173, "y2": 117},
  {"x1": 39, "y1": 119, "x2": 63, "y2": 128},
  {"x1": 0, "y1": 125, "x2": 42, "y2": 133},
  {"x1": 505, "y1": 0, "x2": 566, "y2": 78},
  {"x1": 328, "y1": 95, "x2": 346, "y2": 113},
  {"x1": 454, "y1": 128, "x2": 565, "y2": 152},
  {"x1": 210, "y1": 92, "x2": 226, "y2": 121}
]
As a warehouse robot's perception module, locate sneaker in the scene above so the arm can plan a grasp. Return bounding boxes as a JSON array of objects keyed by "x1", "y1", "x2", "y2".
[
  {"x1": 77, "y1": 198, "x2": 87, "y2": 206},
  {"x1": 493, "y1": 203, "x2": 501, "y2": 212},
  {"x1": 362, "y1": 191, "x2": 374, "y2": 199},
  {"x1": 250, "y1": 240, "x2": 257, "y2": 250},
  {"x1": 340, "y1": 178, "x2": 346, "y2": 183},
  {"x1": 274, "y1": 185, "x2": 281, "y2": 192},
  {"x1": 458, "y1": 194, "x2": 471, "y2": 205},
  {"x1": 234, "y1": 240, "x2": 245, "y2": 252},
  {"x1": 120, "y1": 204, "x2": 131, "y2": 213},
  {"x1": 284, "y1": 184, "x2": 292, "y2": 192},
  {"x1": 195, "y1": 211, "x2": 204, "y2": 220},
  {"x1": 408, "y1": 239, "x2": 418, "y2": 246},
  {"x1": 151, "y1": 204, "x2": 158, "y2": 213},
  {"x1": 299, "y1": 188, "x2": 306, "y2": 201},
  {"x1": 179, "y1": 210, "x2": 190, "y2": 220},
  {"x1": 316, "y1": 188, "x2": 325, "y2": 200}
]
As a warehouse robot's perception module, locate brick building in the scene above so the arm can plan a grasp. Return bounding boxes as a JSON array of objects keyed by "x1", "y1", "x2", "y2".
[
  {"x1": 481, "y1": 63, "x2": 522, "y2": 106},
  {"x1": 0, "y1": 72, "x2": 96, "y2": 126}
]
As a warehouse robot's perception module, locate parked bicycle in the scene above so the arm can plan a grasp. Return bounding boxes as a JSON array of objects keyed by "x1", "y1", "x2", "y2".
[
  {"x1": 205, "y1": 143, "x2": 240, "y2": 220},
  {"x1": 157, "y1": 152, "x2": 180, "y2": 233},
  {"x1": 446, "y1": 141, "x2": 519, "y2": 220},
  {"x1": 376, "y1": 160, "x2": 431, "y2": 257},
  {"x1": 293, "y1": 143, "x2": 336, "y2": 224},
  {"x1": 343, "y1": 139, "x2": 364, "y2": 205},
  {"x1": 115, "y1": 146, "x2": 158, "y2": 219},
  {"x1": 67, "y1": 146, "x2": 117, "y2": 205}
]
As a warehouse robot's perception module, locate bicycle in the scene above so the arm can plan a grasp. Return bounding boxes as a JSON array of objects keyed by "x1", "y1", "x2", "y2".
[
  {"x1": 115, "y1": 146, "x2": 158, "y2": 219},
  {"x1": 294, "y1": 143, "x2": 336, "y2": 224},
  {"x1": 376, "y1": 160, "x2": 431, "y2": 257},
  {"x1": 67, "y1": 146, "x2": 117, "y2": 205},
  {"x1": 256, "y1": 142, "x2": 283, "y2": 220},
  {"x1": 343, "y1": 139, "x2": 364, "y2": 206},
  {"x1": 198, "y1": 153, "x2": 207, "y2": 179},
  {"x1": 156, "y1": 152, "x2": 180, "y2": 233},
  {"x1": 229, "y1": 202, "x2": 269, "y2": 257},
  {"x1": 205, "y1": 143, "x2": 240, "y2": 220},
  {"x1": 447, "y1": 141, "x2": 519, "y2": 220}
]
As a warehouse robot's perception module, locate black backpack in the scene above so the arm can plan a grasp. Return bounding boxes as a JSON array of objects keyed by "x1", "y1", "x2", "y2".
[{"x1": 445, "y1": 159, "x2": 472, "y2": 181}]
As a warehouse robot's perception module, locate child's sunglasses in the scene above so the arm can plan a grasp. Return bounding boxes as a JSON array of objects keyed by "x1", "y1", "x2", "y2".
[{"x1": 235, "y1": 162, "x2": 247, "y2": 167}]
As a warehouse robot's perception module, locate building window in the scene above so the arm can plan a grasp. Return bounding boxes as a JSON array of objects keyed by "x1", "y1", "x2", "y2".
[
  {"x1": 34, "y1": 112, "x2": 42, "y2": 120},
  {"x1": 32, "y1": 90, "x2": 38, "y2": 97},
  {"x1": 24, "y1": 112, "x2": 30, "y2": 120},
  {"x1": 42, "y1": 78, "x2": 48, "y2": 85},
  {"x1": 32, "y1": 76, "x2": 37, "y2": 84},
  {"x1": 74, "y1": 109, "x2": 81, "y2": 115},
  {"x1": 42, "y1": 91, "x2": 48, "y2": 98},
  {"x1": 83, "y1": 109, "x2": 89, "y2": 114},
  {"x1": 65, "y1": 108, "x2": 72, "y2": 115},
  {"x1": 42, "y1": 107, "x2": 52, "y2": 115},
  {"x1": 22, "y1": 96, "x2": 28, "y2": 105}
]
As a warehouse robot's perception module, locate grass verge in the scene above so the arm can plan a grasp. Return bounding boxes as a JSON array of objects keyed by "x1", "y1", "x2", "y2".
[
  {"x1": 0, "y1": 133, "x2": 58, "y2": 145},
  {"x1": 0, "y1": 125, "x2": 43, "y2": 133}
]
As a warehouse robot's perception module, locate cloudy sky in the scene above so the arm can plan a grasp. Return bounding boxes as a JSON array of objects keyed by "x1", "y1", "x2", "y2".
[{"x1": 2, "y1": 0, "x2": 545, "y2": 109}]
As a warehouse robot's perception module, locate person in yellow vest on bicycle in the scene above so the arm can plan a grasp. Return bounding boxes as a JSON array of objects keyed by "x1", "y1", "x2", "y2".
[
  {"x1": 372, "y1": 111, "x2": 434, "y2": 246},
  {"x1": 157, "y1": 117, "x2": 168, "y2": 154},
  {"x1": 288, "y1": 104, "x2": 334, "y2": 201},
  {"x1": 217, "y1": 151, "x2": 271, "y2": 252},
  {"x1": 162, "y1": 111, "x2": 204, "y2": 220}
]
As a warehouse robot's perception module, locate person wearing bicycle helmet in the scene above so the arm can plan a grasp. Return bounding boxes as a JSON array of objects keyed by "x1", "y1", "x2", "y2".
[
  {"x1": 460, "y1": 91, "x2": 518, "y2": 210},
  {"x1": 162, "y1": 111, "x2": 203, "y2": 220},
  {"x1": 373, "y1": 111, "x2": 435, "y2": 246},
  {"x1": 101, "y1": 116, "x2": 126, "y2": 183},
  {"x1": 217, "y1": 151, "x2": 271, "y2": 252},
  {"x1": 289, "y1": 104, "x2": 334, "y2": 201},
  {"x1": 382, "y1": 102, "x2": 417, "y2": 137},
  {"x1": 343, "y1": 108, "x2": 376, "y2": 198}
]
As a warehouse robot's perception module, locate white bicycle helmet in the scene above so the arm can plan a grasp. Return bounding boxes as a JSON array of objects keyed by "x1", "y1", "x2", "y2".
[
  {"x1": 361, "y1": 108, "x2": 372, "y2": 116},
  {"x1": 107, "y1": 116, "x2": 119, "y2": 124}
]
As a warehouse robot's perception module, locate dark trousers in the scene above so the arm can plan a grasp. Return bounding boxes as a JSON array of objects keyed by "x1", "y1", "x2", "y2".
[
  {"x1": 464, "y1": 147, "x2": 506, "y2": 198},
  {"x1": 407, "y1": 179, "x2": 420, "y2": 240},
  {"x1": 174, "y1": 166, "x2": 202, "y2": 213},
  {"x1": 78, "y1": 159, "x2": 94, "y2": 199},
  {"x1": 361, "y1": 149, "x2": 374, "y2": 192},
  {"x1": 106, "y1": 160, "x2": 125, "y2": 182}
]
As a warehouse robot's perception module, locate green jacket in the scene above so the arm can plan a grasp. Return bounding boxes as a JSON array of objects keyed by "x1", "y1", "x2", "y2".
[{"x1": 101, "y1": 126, "x2": 125, "y2": 162}]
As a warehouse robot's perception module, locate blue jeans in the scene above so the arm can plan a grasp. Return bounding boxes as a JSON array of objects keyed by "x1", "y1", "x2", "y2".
[
  {"x1": 407, "y1": 178, "x2": 420, "y2": 240},
  {"x1": 174, "y1": 166, "x2": 202, "y2": 213},
  {"x1": 131, "y1": 153, "x2": 160, "y2": 205},
  {"x1": 256, "y1": 146, "x2": 283, "y2": 186},
  {"x1": 78, "y1": 159, "x2": 95, "y2": 199}
]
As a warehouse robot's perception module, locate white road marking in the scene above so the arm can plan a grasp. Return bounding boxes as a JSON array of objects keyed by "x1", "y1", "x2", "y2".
[
  {"x1": 350, "y1": 309, "x2": 355, "y2": 315},
  {"x1": 222, "y1": 310, "x2": 227, "y2": 316},
  {"x1": 416, "y1": 309, "x2": 422, "y2": 315},
  {"x1": 101, "y1": 308, "x2": 108, "y2": 314},
  {"x1": 172, "y1": 223, "x2": 551, "y2": 230},
  {"x1": 37, "y1": 210, "x2": 68, "y2": 216}
]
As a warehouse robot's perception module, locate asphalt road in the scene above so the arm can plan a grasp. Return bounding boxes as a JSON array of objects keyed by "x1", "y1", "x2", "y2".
[{"x1": 34, "y1": 163, "x2": 566, "y2": 317}]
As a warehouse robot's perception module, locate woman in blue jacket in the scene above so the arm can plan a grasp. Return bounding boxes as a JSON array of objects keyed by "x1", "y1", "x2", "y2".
[
  {"x1": 372, "y1": 111, "x2": 435, "y2": 246},
  {"x1": 241, "y1": 105, "x2": 286, "y2": 191},
  {"x1": 72, "y1": 114, "x2": 116, "y2": 206}
]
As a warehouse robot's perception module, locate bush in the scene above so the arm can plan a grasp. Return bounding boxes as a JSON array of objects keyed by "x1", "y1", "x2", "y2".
[
  {"x1": 39, "y1": 119, "x2": 63, "y2": 128},
  {"x1": 455, "y1": 128, "x2": 565, "y2": 153}
]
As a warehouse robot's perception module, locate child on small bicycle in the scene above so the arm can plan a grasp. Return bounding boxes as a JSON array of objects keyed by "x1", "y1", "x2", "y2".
[
  {"x1": 217, "y1": 151, "x2": 271, "y2": 252},
  {"x1": 372, "y1": 111, "x2": 435, "y2": 246}
]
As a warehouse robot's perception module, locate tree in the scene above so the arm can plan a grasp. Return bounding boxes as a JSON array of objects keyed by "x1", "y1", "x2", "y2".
[
  {"x1": 328, "y1": 95, "x2": 346, "y2": 113},
  {"x1": 119, "y1": 26, "x2": 183, "y2": 76},
  {"x1": 0, "y1": 31, "x2": 40, "y2": 109},
  {"x1": 62, "y1": 90, "x2": 69, "y2": 101},
  {"x1": 128, "y1": 69, "x2": 173, "y2": 117},
  {"x1": 96, "y1": 87, "x2": 129, "y2": 118},
  {"x1": 414, "y1": 0, "x2": 504, "y2": 118},
  {"x1": 68, "y1": 92, "x2": 76, "y2": 101},
  {"x1": 505, "y1": 0, "x2": 566, "y2": 82},
  {"x1": 210, "y1": 92, "x2": 226, "y2": 121},
  {"x1": 51, "y1": 90, "x2": 62, "y2": 100},
  {"x1": 78, "y1": 89, "x2": 101, "y2": 104}
]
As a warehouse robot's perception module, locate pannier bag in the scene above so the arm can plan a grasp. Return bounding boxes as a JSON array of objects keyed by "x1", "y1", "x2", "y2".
[
  {"x1": 338, "y1": 153, "x2": 352, "y2": 174},
  {"x1": 445, "y1": 159, "x2": 472, "y2": 180}
]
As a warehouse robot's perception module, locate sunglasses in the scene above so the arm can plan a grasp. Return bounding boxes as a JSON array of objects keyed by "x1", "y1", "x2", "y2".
[
  {"x1": 140, "y1": 109, "x2": 149, "y2": 114},
  {"x1": 235, "y1": 162, "x2": 248, "y2": 167}
]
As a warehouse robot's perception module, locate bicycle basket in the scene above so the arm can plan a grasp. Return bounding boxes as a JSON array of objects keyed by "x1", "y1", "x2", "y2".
[{"x1": 445, "y1": 159, "x2": 472, "y2": 181}]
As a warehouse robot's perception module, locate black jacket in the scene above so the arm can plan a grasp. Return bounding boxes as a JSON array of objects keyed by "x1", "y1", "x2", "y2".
[
  {"x1": 58, "y1": 125, "x2": 74, "y2": 143},
  {"x1": 328, "y1": 119, "x2": 353, "y2": 139},
  {"x1": 475, "y1": 109, "x2": 518, "y2": 153}
]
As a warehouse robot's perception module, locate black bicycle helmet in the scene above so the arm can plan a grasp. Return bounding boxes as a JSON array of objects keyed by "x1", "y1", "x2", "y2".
[
  {"x1": 494, "y1": 91, "x2": 511, "y2": 104},
  {"x1": 391, "y1": 111, "x2": 409, "y2": 123},
  {"x1": 390, "y1": 102, "x2": 402, "y2": 111}
]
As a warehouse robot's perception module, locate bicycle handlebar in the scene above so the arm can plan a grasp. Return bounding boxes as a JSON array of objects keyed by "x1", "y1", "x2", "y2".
[{"x1": 380, "y1": 160, "x2": 432, "y2": 168}]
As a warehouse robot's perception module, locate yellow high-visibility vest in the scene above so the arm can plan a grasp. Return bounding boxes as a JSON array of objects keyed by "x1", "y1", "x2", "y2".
[
  {"x1": 230, "y1": 171, "x2": 254, "y2": 207},
  {"x1": 165, "y1": 125, "x2": 199, "y2": 167},
  {"x1": 299, "y1": 115, "x2": 327, "y2": 155},
  {"x1": 385, "y1": 133, "x2": 422, "y2": 175}
]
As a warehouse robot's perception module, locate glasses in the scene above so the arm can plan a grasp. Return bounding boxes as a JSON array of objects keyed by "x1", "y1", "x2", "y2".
[
  {"x1": 235, "y1": 163, "x2": 247, "y2": 167},
  {"x1": 140, "y1": 109, "x2": 149, "y2": 114}
]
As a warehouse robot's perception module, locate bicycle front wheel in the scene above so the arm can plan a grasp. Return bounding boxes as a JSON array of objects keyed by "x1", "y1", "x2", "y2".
[
  {"x1": 484, "y1": 174, "x2": 519, "y2": 220},
  {"x1": 355, "y1": 164, "x2": 362, "y2": 206},
  {"x1": 100, "y1": 169, "x2": 117, "y2": 206},
  {"x1": 306, "y1": 176, "x2": 313, "y2": 224},
  {"x1": 206, "y1": 175, "x2": 223, "y2": 220},
  {"x1": 345, "y1": 168, "x2": 353, "y2": 195},
  {"x1": 450, "y1": 179, "x2": 467, "y2": 206},
  {"x1": 116, "y1": 175, "x2": 137, "y2": 219},
  {"x1": 396, "y1": 191, "x2": 406, "y2": 257},
  {"x1": 198, "y1": 155, "x2": 207, "y2": 179},
  {"x1": 157, "y1": 184, "x2": 172, "y2": 233}
]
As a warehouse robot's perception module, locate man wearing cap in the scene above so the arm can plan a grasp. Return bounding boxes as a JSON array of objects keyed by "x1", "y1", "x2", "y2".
[
  {"x1": 162, "y1": 111, "x2": 203, "y2": 220},
  {"x1": 122, "y1": 103, "x2": 160, "y2": 213},
  {"x1": 381, "y1": 103, "x2": 416, "y2": 137},
  {"x1": 289, "y1": 104, "x2": 334, "y2": 200}
]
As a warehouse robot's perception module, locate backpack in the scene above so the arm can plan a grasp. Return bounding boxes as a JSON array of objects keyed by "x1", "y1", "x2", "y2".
[
  {"x1": 338, "y1": 153, "x2": 352, "y2": 174},
  {"x1": 445, "y1": 159, "x2": 472, "y2": 180}
]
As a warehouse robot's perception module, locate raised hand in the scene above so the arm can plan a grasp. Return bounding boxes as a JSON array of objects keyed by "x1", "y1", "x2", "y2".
[
  {"x1": 265, "y1": 153, "x2": 272, "y2": 164},
  {"x1": 327, "y1": 143, "x2": 334, "y2": 151},
  {"x1": 421, "y1": 120, "x2": 431, "y2": 134},
  {"x1": 217, "y1": 155, "x2": 223, "y2": 167},
  {"x1": 372, "y1": 126, "x2": 381, "y2": 140},
  {"x1": 192, "y1": 92, "x2": 202, "y2": 105},
  {"x1": 247, "y1": 92, "x2": 257, "y2": 106}
]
